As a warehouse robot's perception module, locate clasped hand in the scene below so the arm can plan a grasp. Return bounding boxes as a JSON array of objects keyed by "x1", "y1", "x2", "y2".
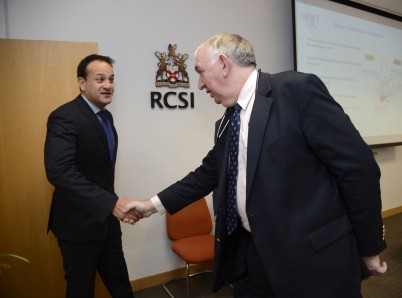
[{"x1": 112, "y1": 198, "x2": 157, "y2": 225}]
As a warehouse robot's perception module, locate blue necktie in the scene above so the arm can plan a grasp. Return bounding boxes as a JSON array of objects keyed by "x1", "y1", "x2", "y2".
[
  {"x1": 97, "y1": 110, "x2": 115, "y2": 162},
  {"x1": 226, "y1": 103, "x2": 241, "y2": 235}
]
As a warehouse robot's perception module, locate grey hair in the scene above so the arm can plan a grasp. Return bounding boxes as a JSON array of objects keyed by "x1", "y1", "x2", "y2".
[{"x1": 194, "y1": 33, "x2": 257, "y2": 67}]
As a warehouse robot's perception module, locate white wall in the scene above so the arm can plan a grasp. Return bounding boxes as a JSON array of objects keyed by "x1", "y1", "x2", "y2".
[
  {"x1": 2, "y1": 0, "x2": 401, "y2": 281},
  {"x1": 0, "y1": 0, "x2": 5, "y2": 37}
]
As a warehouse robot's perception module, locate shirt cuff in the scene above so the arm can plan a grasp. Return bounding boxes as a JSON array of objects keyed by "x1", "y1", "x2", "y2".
[{"x1": 150, "y1": 195, "x2": 166, "y2": 215}]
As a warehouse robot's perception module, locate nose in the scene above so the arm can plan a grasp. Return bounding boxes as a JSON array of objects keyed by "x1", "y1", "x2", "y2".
[
  {"x1": 104, "y1": 80, "x2": 113, "y2": 89},
  {"x1": 198, "y1": 76, "x2": 205, "y2": 90}
]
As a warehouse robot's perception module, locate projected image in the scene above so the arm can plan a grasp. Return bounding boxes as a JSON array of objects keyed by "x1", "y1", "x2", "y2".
[
  {"x1": 370, "y1": 58, "x2": 401, "y2": 103},
  {"x1": 294, "y1": 0, "x2": 402, "y2": 145}
]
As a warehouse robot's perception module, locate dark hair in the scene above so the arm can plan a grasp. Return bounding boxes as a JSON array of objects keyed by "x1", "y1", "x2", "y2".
[{"x1": 77, "y1": 54, "x2": 115, "y2": 78}]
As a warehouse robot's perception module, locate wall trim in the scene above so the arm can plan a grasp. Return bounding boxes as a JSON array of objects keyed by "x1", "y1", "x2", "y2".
[
  {"x1": 382, "y1": 206, "x2": 402, "y2": 218},
  {"x1": 132, "y1": 261, "x2": 213, "y2": 291}
]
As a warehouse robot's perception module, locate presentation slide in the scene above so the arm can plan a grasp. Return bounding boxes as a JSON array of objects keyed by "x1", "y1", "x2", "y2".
[{"x1": 294, "y1": 0, "x2": 402, "y2": 146}]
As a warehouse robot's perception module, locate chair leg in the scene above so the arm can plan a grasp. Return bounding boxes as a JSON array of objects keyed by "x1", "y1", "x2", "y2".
[
  {"x1": 163, "y1": 263, "x2": 213, "y2": 297},
  {"x1": 186, "y1": 263, "x2": 189, "y2": 298}
]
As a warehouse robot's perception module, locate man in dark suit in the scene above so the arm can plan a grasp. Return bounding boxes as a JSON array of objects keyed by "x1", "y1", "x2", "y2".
[
  {"x1": 126, "y1": 34, "x2": 387, "y2": 297},
  {"x1": 45, "y1": 54, "x2": 139, "y2": 298}
]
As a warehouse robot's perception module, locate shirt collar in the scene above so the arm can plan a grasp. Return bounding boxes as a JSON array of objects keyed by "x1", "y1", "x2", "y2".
[
  {"x1": 81, "y1": 93, "x2": 101, "y2": 114},
  {"x1": 236, "y1": 69, "x2": 258, "y2": 111}
]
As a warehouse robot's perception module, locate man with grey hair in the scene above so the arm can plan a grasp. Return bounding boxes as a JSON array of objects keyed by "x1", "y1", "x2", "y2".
[{"x1": 126, "y1": 33, "x2": 387, "y2": 297}]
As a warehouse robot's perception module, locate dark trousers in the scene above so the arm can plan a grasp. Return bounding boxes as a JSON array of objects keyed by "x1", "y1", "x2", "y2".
[
  {"x1": 232, "y1": 227, "x2": 276, "y2": 298},
  {"x1": 58, "y1": 235, "x2": 134, "y2": 298}
]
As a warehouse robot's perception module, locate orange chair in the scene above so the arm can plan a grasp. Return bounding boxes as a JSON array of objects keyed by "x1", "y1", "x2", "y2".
[{"x1": 163, "y1": 197, "x2": 215, "y2": 298}]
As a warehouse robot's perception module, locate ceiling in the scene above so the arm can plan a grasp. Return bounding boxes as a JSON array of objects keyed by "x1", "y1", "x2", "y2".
[{"x1": 352, "y1": 0, "x2": 402, "y2": 16}]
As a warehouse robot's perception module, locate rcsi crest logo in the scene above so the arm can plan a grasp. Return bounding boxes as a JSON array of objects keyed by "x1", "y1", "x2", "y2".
[
  {"x1": 155, "y1": 44, "x2": 190, "y2": 88},
  {"x1": 151, "y1": 43, "x2": 194, "y2": 109}
]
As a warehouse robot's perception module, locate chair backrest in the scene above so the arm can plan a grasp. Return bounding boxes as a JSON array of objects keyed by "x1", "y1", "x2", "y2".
[{"x1": 166, "y1": 197, "x2": 213, "y2": 240}]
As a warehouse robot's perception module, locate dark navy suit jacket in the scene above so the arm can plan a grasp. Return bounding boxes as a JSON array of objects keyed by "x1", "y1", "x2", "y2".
[
  {"x1": 158, "y1": 71, "x2": 386, "y2": 297},
  {"x1": 45, "y1": 95, "x2": 120, "y2": 242}
]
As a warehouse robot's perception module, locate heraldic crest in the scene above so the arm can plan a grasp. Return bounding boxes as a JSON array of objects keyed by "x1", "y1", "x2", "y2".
[{"x1": 155, "y1": 44, "x2": 190, "y2": 88}]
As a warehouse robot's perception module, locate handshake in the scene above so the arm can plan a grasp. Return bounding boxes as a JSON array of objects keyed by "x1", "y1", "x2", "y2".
[{"x1": 112, "y1": 197, "x2": 158, "y2": 224}]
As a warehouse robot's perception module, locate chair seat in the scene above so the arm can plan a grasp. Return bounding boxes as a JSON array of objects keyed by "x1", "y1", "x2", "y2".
[
  {"x1": 164, "y1": 198, "x2": 214, "y2": 297},
  {"x1": 171, "y1": 234, "x2": 214, "y2": 264}
]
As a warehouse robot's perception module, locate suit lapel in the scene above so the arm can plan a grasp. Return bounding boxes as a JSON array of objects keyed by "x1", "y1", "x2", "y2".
[
  {"x1": 216, "y1": 109, "x2": 232, "y2": 208},
  {"x1": 246, "y1": 76, "x2": 273, "y2": 199},
  {"x1": 75, "y1": 95, "x2": 114, "y2": 163}
]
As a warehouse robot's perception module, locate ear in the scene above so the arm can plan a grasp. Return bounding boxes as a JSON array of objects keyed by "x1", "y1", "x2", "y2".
[
  {"x1": 77, "y1": 77, "x2": 86, "y2": 92},
  {"x1": 219, "y1": 54, "x2": 232, "y2": 78}
]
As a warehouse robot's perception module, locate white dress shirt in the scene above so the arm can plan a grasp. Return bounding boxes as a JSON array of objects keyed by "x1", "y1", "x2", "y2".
[
  {"x1": 234, "y1": 69, "x2": 258, "y2": 232},
  {"x1": 151, "y1": 69, "x2": 259, "y2": 233}
]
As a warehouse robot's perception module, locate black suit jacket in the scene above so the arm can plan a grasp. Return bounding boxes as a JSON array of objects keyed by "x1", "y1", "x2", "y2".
[
  {"x1": 45, "y1": 95, "x2": 120, "y2": 242},
  {"x1": 158, "y1": 71, "x2": 386, "y2": 297}
]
